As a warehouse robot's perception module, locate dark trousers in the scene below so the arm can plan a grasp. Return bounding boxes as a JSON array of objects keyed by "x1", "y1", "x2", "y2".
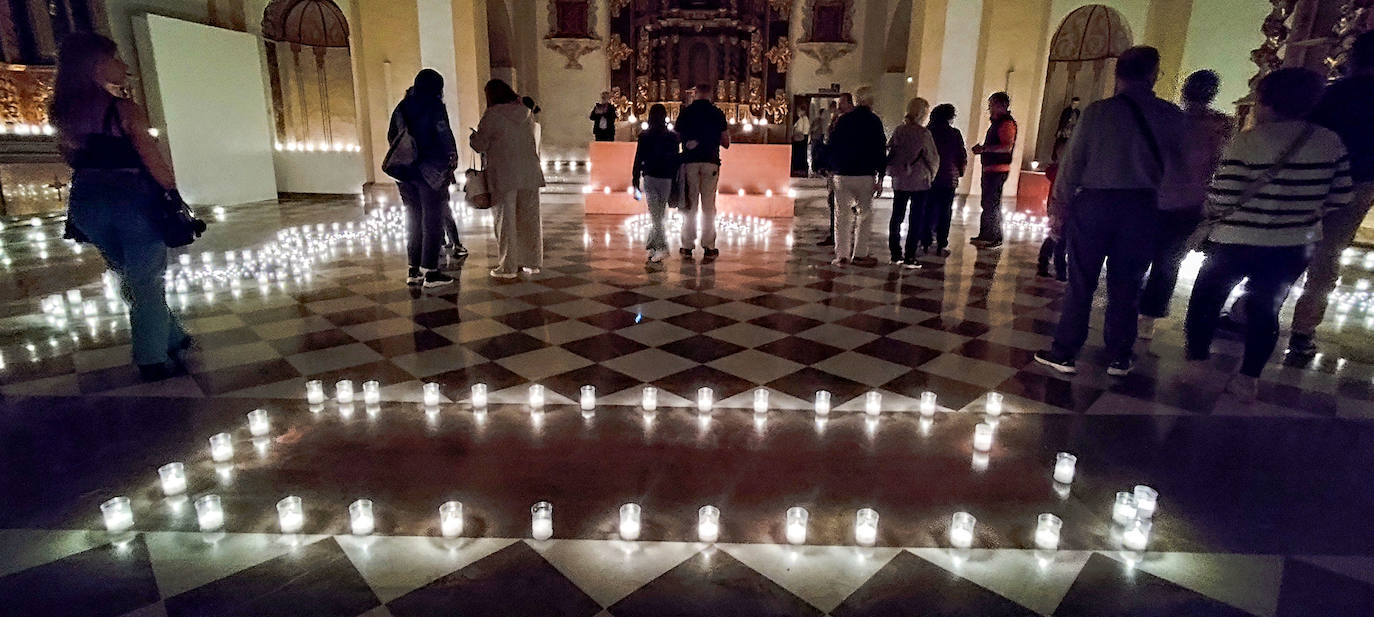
[
  {"x1": 442, "y1": 207, "x2": 462, "y2": 247},
  {"x1": 791, "y1": 138, "x2": 810, "y2": 176},
  {"x1": 825, "y1": 182, "x2": 836, "y2": 240},
  {"x1": 926, "y1": 183, "x2": 957, "y2": 249},
  {"x1": 889, "y1": 190, "x2": 929, "y2": 262},
  {"x1": 1140, "y1": 209, "x2": 1202, "y2": 318},
  {"x1": 1185, "y1": 243, "x2": 1311, "y2": 377},
  {"x1": 398, "y1": 179, "x2": 446, "y2": 270},
  {"x1": 1038, "y1": 236, "x2": 1067, "y2": 277},
  {"x1": 977, "y1": 171, "x2": 1009, "y2": 242},
  {"x1": 1051, "y1": 189, "x2": 1159, "y2": 362}
]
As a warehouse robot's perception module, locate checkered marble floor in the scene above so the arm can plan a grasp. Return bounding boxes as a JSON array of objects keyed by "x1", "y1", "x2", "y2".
[{"x1": 2, "y1": 192, "x2": 1373, "y2": 616}]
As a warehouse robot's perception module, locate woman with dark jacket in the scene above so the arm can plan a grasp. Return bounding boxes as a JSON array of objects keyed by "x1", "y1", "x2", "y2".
[
  {"x1": 52, "y1": 33, "x2": 190, "y2": 381},
  {"x1": 926, "y1": 104, "x2": 969, "y2": 256},
  {"x1": 389, "y1": 69, "x2": 459, "y2": 288},
  {"x1": 632, "y1": 104, "x2": 681, "y2": 264}
]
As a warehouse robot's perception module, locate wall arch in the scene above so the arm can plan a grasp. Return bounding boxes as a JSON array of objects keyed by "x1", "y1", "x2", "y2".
[
  {"x1": 1033, "y1": 4, "x2": 1132, "y2": 164},
  {"x1": 261, "y1": 0, "x2": 359, "y2": 148}
]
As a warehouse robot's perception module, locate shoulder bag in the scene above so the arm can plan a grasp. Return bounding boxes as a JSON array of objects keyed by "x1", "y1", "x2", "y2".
[
  {"x1": 464, "y1": 146, "x2": 492, "y2": 209},
  {"x1": 382, "y1": 108, "x2": 419, "y2": 181},
  {"x1": 1184, "y1": 124, "x2": 1315, "y2": 251},
  {"x1": 106, "y1": 102, "x2": 206, "y2": 247}
]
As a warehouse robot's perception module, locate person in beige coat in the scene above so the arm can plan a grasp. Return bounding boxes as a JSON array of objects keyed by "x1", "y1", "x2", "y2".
[{"x1": 471, "y1": 79, "x2": 546, "y2": 279}]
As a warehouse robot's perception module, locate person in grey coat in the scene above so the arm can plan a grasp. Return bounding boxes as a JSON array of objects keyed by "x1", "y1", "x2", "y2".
[
  {"x1": 887, "y1": 97, "x2": 940, "y2": 268},
  {"x1": 471, "y1": 79, "x2": 547, "y2": 279}
]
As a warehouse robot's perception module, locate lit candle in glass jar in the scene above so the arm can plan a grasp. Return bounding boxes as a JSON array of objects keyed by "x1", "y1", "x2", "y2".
[
  {"x1": 973, "y1": 423, "x2": 993, "y2": 451},
  {"x1": 305, "y1": 380, "x2": 324, "y2": 404},
  {"x1": 209, "y1": 433, "x2": 234, "y2": 463},
  {"x1": 950, "y1": 512, "x2": 976, "y2": 548},
  {"x1": 641, "y1": 386, "x2": 657, "y2": 411},
  {"x1": 336, "y1": 379, "x2": 354, "y2": 404},
  {"x1": 531, "y1": 501, "x2": 553, "y2": 540},
  {"x1": 1134, "y1": 485, "x2": 1158, "y2": 518},
  {"x1": 439, "y1": 501, "x2": 464, "y2": 538},
  {"x1": 528, "y1": 384, "x2": 545, "y2": 410},
  {"x1": 697, "y1": 387, "x2": 713, "y2": 413},
  {"x1": 785, "y1": 507, "x2": 808, "y2": 545},
  {"x1": 580, "y1": 385, "x2": 596, "y2": 411},
  {"x1": 921, "y1": 391, "x2": 938, "y2": 416},
  {"x1": 986, "y1": 392, "x2": 1004, "y2": 416},
  {"x1": 619, "y1": 503, "x2": 641, "y2": 540},
  {"x1": 362, "y1": 381, "x2": 381, "y2": 405},
  {"x1": 471, "y1": 383, "x2": 488, "y2": 409},
  {"x1": 159, "y1": 462, "x2": 187, "y2": 496},
  {"x1": 1054, "y1": 452, "x2": 1077, "y2": 485},
  {"x1": 1034, "y1": 513, "x2": 1062, "y2": 550},
  {"x1": 1123, "y1": 517, "x2": 1152, "y2": 551},
  {"x1": 855, "y1": 508, "x2": 879, "y2": 546},
  {"x1": 247, "y1": 409, "x2": 270, "y2": 437},
  {"x1": 195, "y1": 494, "x2": 224, "y2": 531},
  {"x1": 101, "y1": 496, "x2": 133, "y2": 533},
  {"x1": 349, "y1": 499, "x2": 374, "y2": 536},
  {"x1": 698, "y1": 505, "x2": 720, "y2": 543},
  {"x1": 753, "y1": 388, "x2": 769, "y2": 414},
  {"x1": 864, "y1": 391, "x2": 882, "y2": 416},
  {"x1": 814, "y1": 390, "x2": 831, "y2": 416},
  {"x1": 277, "y1": 496, "x2": 303, "y2": 533},
  {"x1": 1112, "y1": 492, "x2": 1137, "y2": 525},
  {"x1": 424, "y1": 382, "x2": 442, "y2": 407}
]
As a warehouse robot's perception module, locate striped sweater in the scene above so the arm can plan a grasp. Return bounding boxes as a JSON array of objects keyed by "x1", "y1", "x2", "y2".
[{"x1": 1207, "y1": 120, "x2": 1353, "y2": 247}]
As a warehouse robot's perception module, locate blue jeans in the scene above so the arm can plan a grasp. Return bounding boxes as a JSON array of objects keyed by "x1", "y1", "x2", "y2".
[
  {"x1": 641, "y1": 176, "x2": 672, "y2": 252},
  {"x1": 68, "y1": 170, "x2": 187, "y2": 366}
]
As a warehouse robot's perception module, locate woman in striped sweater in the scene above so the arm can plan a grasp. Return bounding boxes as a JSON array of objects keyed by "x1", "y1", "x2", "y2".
[{"x1": 1184, "y1": 68, "x2": 1354, "y2": 399}]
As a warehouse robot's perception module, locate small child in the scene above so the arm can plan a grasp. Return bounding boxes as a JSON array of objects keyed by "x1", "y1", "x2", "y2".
[{"x1": 1036, "y1": 159, "x2": 1067, "y2": 280}]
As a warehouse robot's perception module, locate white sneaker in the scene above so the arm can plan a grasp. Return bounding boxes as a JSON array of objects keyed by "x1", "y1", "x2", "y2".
[
  {"x1": 489, "y1": 269, "x2": 518, "y2": 279},
  {"x1": 831, "y1": 257, "x2": 849, "y2": 267},
  {"x1": 1138, "y1": 317, "x2": 1157, "y2": 341},
  {"x1": 521, "y1": 266, "x2": 541, "y2": 275},
  {"x1": 648, "y1": 249, "x2": 668, "y2": 263}
]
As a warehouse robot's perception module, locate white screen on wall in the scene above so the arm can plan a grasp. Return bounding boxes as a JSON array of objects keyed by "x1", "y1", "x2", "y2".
[{"x1": 133, "y1": 14, "x2": 277, "y2": 205}]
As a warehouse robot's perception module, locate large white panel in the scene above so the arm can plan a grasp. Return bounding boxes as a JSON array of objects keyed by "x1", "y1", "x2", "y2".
[{"x1": 134, "y1": 14, "x2": 277, "y2": 205}]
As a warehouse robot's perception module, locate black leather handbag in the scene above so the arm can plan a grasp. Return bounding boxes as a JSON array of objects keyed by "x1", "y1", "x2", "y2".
[{"x1": 151, "y1": 187, "x2": 207, "y2": 248}]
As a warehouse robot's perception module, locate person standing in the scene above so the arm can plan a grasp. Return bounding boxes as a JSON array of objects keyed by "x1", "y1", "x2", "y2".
[
  {"x1": 676, "y1": 83, "x2": 730, "y2": 260},
  {"x1": 1034, "y1": 46, "x2": 1185, "y2": 377},
  {"x1": 632, "y1": 104, "x2": 681, "y2": 265},
  {"x1": 1054, "y1": 96, "x2": 1082, "y2": 153},
  {"x1": 791, "y1": 105, "x2": 811, "y2": 177},
  {"x1": 810, "y1": 101, "x2": 834, "y2": 178},
  {"x1": 590, "y1": 91, "x2": 617, "y2": 142},
  {"x1": 886, "y1": 97, "x2": 940, "y2": 267},
  {"x1": 1287, "y1": 31, "x2": 1374, "y2": 358},
  {"x1": 970, "y1": 92, "x2": 1017, "y2": 248},
  {"x1": 1036, "y1": 152, "x2": 1068, "y2": 280},
  {"x1": 817, "y1": 95, "x2": 851, "y2": 247},
  {"x1": 472, "y1": 79, "x2": 546, "y2": 279},
  {"x1": 1184, "y1": 68, "x2": 1352, "y2": 399},
  {"x1": 1138, "y1": 70, "x2": 1234, "y2": 338},
  {"x1": 52, "y1": 33, "x2": 191, "y2": 381},
  {"x1": 926, "y1": 103, "x2": 967, "y2": 256},
  {"x1": 826, "y1": 87, "x2": 888, "y2": 267},
  {"x1": 387, "y1": 69, "x2": 458, "y2": 288}
]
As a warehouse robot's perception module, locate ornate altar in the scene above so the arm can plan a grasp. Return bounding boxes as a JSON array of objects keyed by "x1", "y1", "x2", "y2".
[
  {"x1": 607, "y1": 0, "x2": 793, "y2": 137},
  {"x1": 1239, "y1": 0, "x2": 1373, "y2": 123}
]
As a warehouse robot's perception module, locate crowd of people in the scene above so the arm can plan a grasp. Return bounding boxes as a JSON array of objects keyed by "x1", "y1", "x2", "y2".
[{"x1": 50, "y1": 26, "x2": 1374, "y2": 395}]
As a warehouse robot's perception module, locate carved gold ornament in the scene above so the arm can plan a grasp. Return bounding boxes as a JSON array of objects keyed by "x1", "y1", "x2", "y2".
[{"x1": 766, "y1": 37, "x2": 793, "y2": 73}]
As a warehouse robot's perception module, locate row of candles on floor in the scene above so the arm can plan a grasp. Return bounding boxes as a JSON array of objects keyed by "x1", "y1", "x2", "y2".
[
  {"x1": 582, "y1": 185, "x2": 798, "y2": 199},
  {"x1": 301, "y1": 378, "x2": 1004, "y2": 419},
  {"x1": 103, "y1": 455, "x2": 1158, "y2": 551}
]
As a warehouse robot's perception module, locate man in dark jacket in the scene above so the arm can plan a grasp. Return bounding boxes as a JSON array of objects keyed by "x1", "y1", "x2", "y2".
[
  {"x1": 826, "y1": 87, "x2": 887, "y2": 267},
  {"x1": 387, "y1": 69, "x2": 458, "y2": 288},
  {"x1": 676, "y1": 83, "x2": 730, "y2": 259},
  {"x1": 590, "y1": 91, "x2": 617, "y2": 142}
]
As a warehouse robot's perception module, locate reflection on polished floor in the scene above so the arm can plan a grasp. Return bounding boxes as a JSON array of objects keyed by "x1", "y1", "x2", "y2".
[{"x1": 1, "y1": 190, "x2": 1373, "y2": 617}]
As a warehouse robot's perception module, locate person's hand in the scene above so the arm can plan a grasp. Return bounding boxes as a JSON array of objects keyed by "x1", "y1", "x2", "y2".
[
  {"x1": 872, "y1": 183, "x2": 882, "y2": 199},
  {"x1": 684, "y1": 140, "x2": 699, "y2": 151},
  {"x1": 972, "y1": 144, "x2": 985, "y2": 155}
]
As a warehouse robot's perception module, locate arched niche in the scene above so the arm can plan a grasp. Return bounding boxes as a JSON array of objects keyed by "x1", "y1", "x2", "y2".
[
  {"x1": 1032, "y1": 4, "x2": 1132, "y2": 165},
  {"x1": 261, "y1": 0, "x2": 359, "y2": 149}
]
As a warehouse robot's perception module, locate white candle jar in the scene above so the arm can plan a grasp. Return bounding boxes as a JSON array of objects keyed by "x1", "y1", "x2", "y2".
[
  {"x1": 158, "y1": 462, "x2": 187, "y2": 496},
  {"x1": 528, "y1": 384, "x2": 545, "y2": 410},
  {"x1": 580, "y1": 385, "x2": 596, "y2": 411},
  {"x1": 697, "y1": 387, "x2": 714, "y2": 413},
  {"x1": 1054, "y1": 452, "x2": 1077, "y2": 485},
  {"x1": 1134, "y1": 485, "x2": 1158, "y2": 518},
  {"x1": 277, "y1": 496, "x2": 304, "y2": 533},
  {"x1": 864, "y1": 391, "x2": 882, "y2": 416},
  {"x1": 471, "y1": 383, "x2": 488, "y2": 409},
  {"x1": 698, "y1": 505, "x2": 720, "y2": 543},
  {"x1": 1034, "y1": 513, "x2": 1062, "y2": 550},
  {"x1": 349, "y1": 499, "x2": 375, "y2": 536},
  {"x1": 439, "y1": 501, "x2": 464, "y2": 538},
  {"x1": 362, "y1": 381, "x2": 381, "y2": 405},
  {"x1": 305, "y1": 380, "x2": 324, "y2": 404},
  {"x1": 424, "y1": 382, "x2": 442, "y2": 407},
  {"x1": 641, "y1": 386, "x2": 657, "y2": 411},
  {"x1": 531, "y1": 501, "x2": 553, "y2": 540},
  {"x1": 986, "y1": 392, "x2": 1004, "y2": 415},
  {"x1": 920, "y1": 391, "x2": 938, "y2": 416},
  {"x1": 195, "y1": 494, "x2": 224, "y2": 531},
  {"x1": 101, "y1": 496, "x2": 134, "y2": 533},
  {"x1": 973, "y1": 423, "x2": 993, "y2": 451},
  {"x1": 1123, "y1": 517, "x2": 1152, "y2": 551},
  {"x1": 247, "y1": 409, "x2": 270, "y2": 437},
  {"x1": 855, "y1": 508, "x2": 879, "y2": 546},
  {"x1": 209, "y1": 433, "x2": 234, "y2": 463},
  {"x1": 619, "y1": 503, "x2": 641, "y2": 541},
  {"x1": 1112, "y1": 492, "x2": 1137, "y2": 525},
  {"x1": 950, "y1": 512, "x2": 976, "y2": 548},
  {"x1": 753, "y1": 388, "x2": 769, "y2": 414},
  {"x1": 336, "y1": 379, "x2": 354, "y2": 404},
  {"x1": 814, "y1": 390, "x2": 831, "y2": 416},
  {"x1": 785, "y1": 507, "x2": 808, "y2": 545}
]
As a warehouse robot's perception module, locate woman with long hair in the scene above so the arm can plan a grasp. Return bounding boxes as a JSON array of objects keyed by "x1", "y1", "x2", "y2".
[
  {"x1": 51, "y1": 33, "x2": 189, "y2": 381},
  {"x1": 925, "y1": 103, "x2": 968, "y2": 256},
  {"x1": 632, "y1": 103, "x2": 681, "y2": 264},
  {"x1": 389, "y1": 68, "x2": 459, "y2": 288},
  {"x1": 471, "y1": 79, "x2": 545, "y2": 279}
]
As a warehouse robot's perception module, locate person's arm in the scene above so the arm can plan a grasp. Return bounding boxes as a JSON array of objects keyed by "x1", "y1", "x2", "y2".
[
  {"x1": 1049, "y1": 109, "x2": 1092, "y2": 208},
  {"x1": 436, "y1": 104, "x2": 458, "y2": 171},
  {"x1": 920, "y1": 129, "x2": 940, "y2": 179},
  {"x1": 954, "y1": 129, "x2": 968, "y2": 177},
  {"x1": 632, "y1": 136, "x2": 646, "y2": 188},
  {"x1": 1322, "y1": 146, "x2": 1355, "y2": 218},
  {"x1": 590, "y1": 106, "x2": 600, "y2": 122},
  {"x1": 469, "y1": 111, "x2": 494, "y2": 153},
  {"x1": 1204, "y1": 140, "x2": 1248, "y2": 221},
  {"x1": 116, "y1": 99, "x2": 175, "y2": 190},
  {"x1": 719, "y1": 111, "x2": 731, "y2": 149}
]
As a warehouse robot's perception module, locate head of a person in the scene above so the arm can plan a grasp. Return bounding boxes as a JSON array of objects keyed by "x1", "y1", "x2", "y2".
[
  {"x1": 854, "y1": 87, "x2": 875, "y2": 110},
  {"x1": 600, "y1": 91, "x2": 610, "y2": 104},
  {"x1": 928, "y1": 103, "x2": 956, "y2": 127},
  {"x1": 1257, "y1": 67, "x2": 1325, "y2": 121},
  {"x1": 485, "y1": 79, "x2": 519, "y2": 107},
  {"x1": 906, "y1": 97, "x2": 930, "y2": 124},
  {"x1": 412, "y1": 69, "x2": 444, "y2": 99},
  {"x1": 51, "y1": 33, "x2": 125, "y2": 133},
  {"x1": 987, "y1": 92, "x2": 1010, "y2": 117},
  {"x1": 522, "y1": 96, "x2": 541, "y2": 115},
  {"x1": 1070, "y1": 96, "x2": 1081, "y2": 109},
  {"x1": 1115, "y1": 46, "x2": 1161, "y2": 89},
  {"x1": 694, "y1": 83, "x2": 714, "y2": 101},
  {"x1": 838, "y1": 93, "x2": 854, "y2": 113},
  {"x1": 1352, "y1": 30, "x2": 1374, "y2": 74},
  {"x1": 647, "y1": 103, "x2": 668, "y2": 129},
  {"x1": 1181, "y1": 70, "x2": 1221, "y2": 107}
]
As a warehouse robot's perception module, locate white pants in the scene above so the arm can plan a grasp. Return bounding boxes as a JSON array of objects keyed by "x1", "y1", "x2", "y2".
[
  {"x1": 681, "y1": 162, "x2": 720, "y2": 250},
  {"x1": 492, "y1": 188, "x2": 542, "y2": 273},
  {"x1": 835, "y1": 175, "x2": 876, "y2": 260}
]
